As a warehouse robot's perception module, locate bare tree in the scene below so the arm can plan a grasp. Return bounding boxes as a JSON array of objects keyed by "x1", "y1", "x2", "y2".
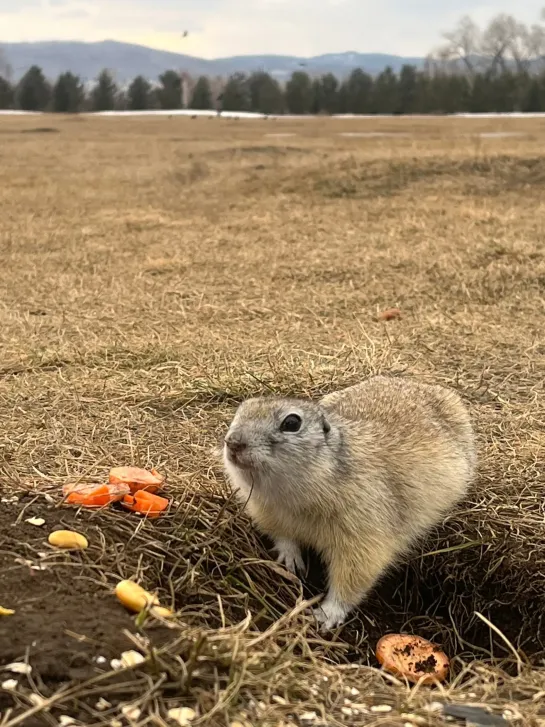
[
  {"x1": 526, "y1": 23, "x2": 545, "y2": 69},
  {"x1": 482, "y1": 14, "x2": 534, "y2": 73},
  {"x1": 438, "y1": 15, "x2": 481, "y2": 74}
]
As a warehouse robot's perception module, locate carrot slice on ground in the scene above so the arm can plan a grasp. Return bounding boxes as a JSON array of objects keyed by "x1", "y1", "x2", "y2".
[
  {"x1": 109, "y1": 466, "x2": 165, "y2": 494},
  {"x1": 63, "y1": 483, "x2": 130, "y2": 507},
  {"x1": 121, "y1": 490, "x2": 170, "y2": 518},
  {"x1": 376, "y1": 633, "x2": 450, "y2": 685}
]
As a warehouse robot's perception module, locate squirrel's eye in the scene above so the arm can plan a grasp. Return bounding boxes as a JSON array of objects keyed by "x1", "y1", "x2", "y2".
[{"x1": 280, "y1": 414, "x2": 302, "y2": 433}]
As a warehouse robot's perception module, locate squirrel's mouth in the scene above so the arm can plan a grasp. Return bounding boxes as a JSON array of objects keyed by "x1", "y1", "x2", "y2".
[{"x1": 224, "y1": 443, "x2": 253, "y2": 470}]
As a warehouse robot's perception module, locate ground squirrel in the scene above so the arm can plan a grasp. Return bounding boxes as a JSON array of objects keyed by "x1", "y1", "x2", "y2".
[{"x1": 222, "y1": 375, "x2": 476, "y2": 630}]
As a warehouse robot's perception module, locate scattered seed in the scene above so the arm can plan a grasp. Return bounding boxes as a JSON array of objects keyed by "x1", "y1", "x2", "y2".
[
  {"x1": 167, "y1": 707, "x2": 196, "y2": 725},
  {"x1": 0, "y1": 607, "x2": 15, "y2": 616},
  {"x1": 371, "y1": 705, "x2": 392, "y2": 713},
  {"x1": 121, "y1": 705, "x2": 141, "y2": 721},
  {"x1": 300, "y1": 712, "x2": 318, "y2": 723},
  {"x1": 402, "y1": 714, "x2": 428, "y2": 725},
  {"x1": 59, "y1": 716, "x2": 76, "y2": 726},
  {"x1": 4, "y1": 662, "x2": 32, "y2": 675},
  {"x1": 26, "y1": 517, "x2": 45, "y2": 526},
  {"x1": 120, "y1": 650, "x2": 145, "y2": 668},
  {"x1": 1, "y1": 679, "x2": 18, "y2": 690},
  {"x1": 96, "y1": 697, "x2": 111, "y2": 711},
  {"x1": 272, "y1": 695, "x2": 288, "y2": 705}
]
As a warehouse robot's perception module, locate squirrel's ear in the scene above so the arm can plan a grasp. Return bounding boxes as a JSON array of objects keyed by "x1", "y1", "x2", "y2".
[{"x1": 321, "y1": 415, "x2": 331, "y2": 434}]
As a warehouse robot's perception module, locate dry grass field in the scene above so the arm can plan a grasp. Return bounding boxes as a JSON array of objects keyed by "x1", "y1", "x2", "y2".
[{"x1": 0, "y1": 114, "x2": 544, "y2": 726}]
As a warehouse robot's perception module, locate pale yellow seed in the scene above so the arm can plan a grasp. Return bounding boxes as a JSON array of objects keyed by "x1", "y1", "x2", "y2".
[
  {"x1": 0, "y1": 606, "x2": 15, "y2": 616},
  {"x1": 48, "y1": 530, "x2": 88, "y2": 550},
  {"x1": 167, "y1": 707, "x2": 196, "y2": 725}
]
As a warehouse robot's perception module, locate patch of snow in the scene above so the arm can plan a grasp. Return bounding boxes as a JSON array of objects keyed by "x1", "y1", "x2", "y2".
[
  {"x1": 477, "y1": 131, "x2": 525, "y2": 138},
  {"x1": 338, "y1": 131, "x2": 409, "y2": 137}
]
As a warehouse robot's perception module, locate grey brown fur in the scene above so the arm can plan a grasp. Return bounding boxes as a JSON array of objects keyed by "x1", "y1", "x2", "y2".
[{"x1": 222, "y1": 375, "x2": 476, "y2": 629}]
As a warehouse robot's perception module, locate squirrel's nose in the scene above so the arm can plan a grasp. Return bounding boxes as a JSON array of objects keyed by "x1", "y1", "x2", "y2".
[{"x1": 225, "y1": 433, "x2": 247, "y2": 454}]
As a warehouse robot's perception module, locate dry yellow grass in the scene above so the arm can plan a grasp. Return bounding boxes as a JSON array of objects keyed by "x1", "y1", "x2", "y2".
[{"x1": 0, "y1": 114, "x2": 544, "y2": 726}]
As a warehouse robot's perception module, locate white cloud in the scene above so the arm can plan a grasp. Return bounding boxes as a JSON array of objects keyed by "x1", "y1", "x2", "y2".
[{"x1": 0, "y1": 0, "x2": 544, "y2": 57}]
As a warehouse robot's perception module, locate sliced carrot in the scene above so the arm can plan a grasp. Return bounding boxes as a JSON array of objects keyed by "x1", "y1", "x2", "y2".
[
  {"x1": 63, "y1": 482, "x2": 130, "y2": 508},
  {"x1": 376, "y1": 633, "x2": 450, "y2": 685},
  {"x1": 109, "y1": 466, "x2": 165, "y2": 494},
  {"x1": 121, "y1": 490, "x2": 170, "y2": 518}
]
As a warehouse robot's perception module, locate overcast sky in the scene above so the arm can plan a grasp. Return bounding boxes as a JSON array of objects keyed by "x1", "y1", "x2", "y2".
[{"x1": 1, "y1": 0, "x2": 544, "y2": 57}]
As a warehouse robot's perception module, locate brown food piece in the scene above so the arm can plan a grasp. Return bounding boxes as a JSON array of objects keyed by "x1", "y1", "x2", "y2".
[
  {"x1": 376, "y1": 633, "x2": 449, "y2": 684},
  {"x1": 377, "y1": 307, "x2": 402, "y2": 321}
]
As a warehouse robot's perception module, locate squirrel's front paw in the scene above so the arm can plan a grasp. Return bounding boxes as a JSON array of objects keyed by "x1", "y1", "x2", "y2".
[
  {"x1": 313, "y1": 596, "x2": 349, "y2": 631},
  {"x1": 275, "y1": 538, "x2": 305, "y2": 575}
]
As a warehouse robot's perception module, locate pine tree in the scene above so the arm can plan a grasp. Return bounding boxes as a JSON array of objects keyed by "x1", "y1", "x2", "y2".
[
  {"x1": 397, "y1": 65, "x2": 418, "y2": 114},
  {"x1": 311, "y1": 77, "x2": 322, "y2": 113},
  {"x1": 157, "y1": 70, "x2": 182, "y2": 109},
  {"x1": 413, "y1": 72, "x2": 432, "y2": 114},
  {"x1": 248, "y1": 72, "x2": 283, "y2": 114},
  {"x1": 17, "y1": 66, "x2": 51, "y2": 111},
  {"x1": 343, "y1": 68, "x2": 373, "y2": 114},
  {"x1": 312, "y1": 74, "x2": 339, "y2": 114},
  {"x1": 91, "y1": 70, "x2": 117, "y2": 111},
  {"x1": 52, "y1": 72, "x2": 84, "y2": 113},
  {"x1": 285, "y1": 71, "x2": 313, "y2": 114},
  {"x1": 469, "y1": 73, "x2": 493, "y2": 113},
  {"x1": 221, "y1": 73, "x2": 250, "y2": 112},
  {"x1": 371, "y1": 66, "x2": 398, "y2": 114},
  {"x1": 0, "y1": 76, "x2": 13, "y2": 109},
  {"x1": 489, "y1": 71, "x2": 521, "y2": 112},
  {"x1": 522, "y1": 76, "x2": 544, "y2": 112},
  {"x1": 190, "y1": 76, "x2": 213, "y2": 109},
  {"x1": 127, "y1": 75, "x2": 151, "y2": 111}
]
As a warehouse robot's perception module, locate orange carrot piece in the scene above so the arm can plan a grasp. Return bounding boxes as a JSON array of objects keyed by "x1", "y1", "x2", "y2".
[
  {"x1": 121, "y1": 490, "x2": 169, "y2": 518},
  {"x1": 109, "y1": 466, "x2": 165, "y2": 494},
  {"x1": 63, "y1": 482, "x2": 130, "y2": 508}
]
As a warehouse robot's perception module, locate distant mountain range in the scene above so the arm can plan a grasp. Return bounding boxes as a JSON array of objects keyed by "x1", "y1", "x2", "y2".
[{"x1": 0, "y1": 40, "x2": 425, "y2": 83}]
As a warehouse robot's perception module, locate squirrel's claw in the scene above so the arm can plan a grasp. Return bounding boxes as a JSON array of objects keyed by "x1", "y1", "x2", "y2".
[
  {"x1": 275, "y1": 538, "x2": 305, "y2": 575},
  {"x1": 312, "y1": 596, "x2": 349, "y2": 631}
]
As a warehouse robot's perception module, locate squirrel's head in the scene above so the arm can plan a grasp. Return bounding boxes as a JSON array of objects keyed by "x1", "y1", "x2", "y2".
[{"x1": 223, "y1": 397, "x2": 335, "y2": 487}]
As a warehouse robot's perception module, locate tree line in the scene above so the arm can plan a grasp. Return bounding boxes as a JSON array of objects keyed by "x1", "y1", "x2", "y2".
[
  {"x1": 1, "y1": 10, "x2": 545, "y2": 115},
  {"x1": 2, "y1": 64, "x2": 545, "y2": 115}
]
